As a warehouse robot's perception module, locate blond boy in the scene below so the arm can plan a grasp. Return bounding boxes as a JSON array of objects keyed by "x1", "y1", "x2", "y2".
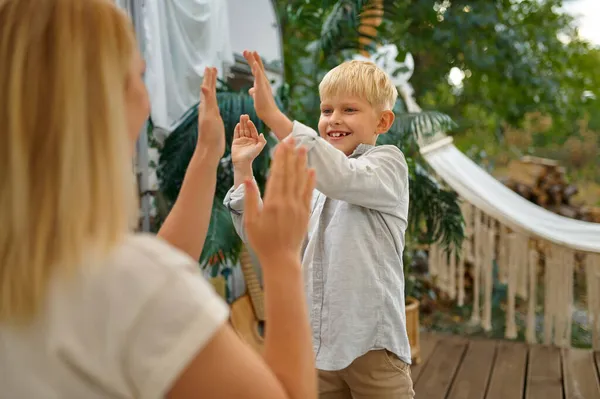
[{"x1": 224, "y1": 51, "x2": 414, "y2": 398}]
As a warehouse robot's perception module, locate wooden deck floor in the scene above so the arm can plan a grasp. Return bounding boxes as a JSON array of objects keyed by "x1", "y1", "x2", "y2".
[{"x1": 411, "y1": 332, "x2": 600, "y2": 399}]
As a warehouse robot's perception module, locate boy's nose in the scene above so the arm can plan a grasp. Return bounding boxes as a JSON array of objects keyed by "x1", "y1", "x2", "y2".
[{"x1": 329, "y1": 113, "x2": 343, "y2": 125}]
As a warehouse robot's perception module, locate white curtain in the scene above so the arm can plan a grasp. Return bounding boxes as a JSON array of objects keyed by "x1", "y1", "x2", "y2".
[
  {"x1": 143, "y1": 0, "x2": 234, "y2": 131},
  {"x1": 114, "y1": 0, "x2": 129, "y2": 10}
]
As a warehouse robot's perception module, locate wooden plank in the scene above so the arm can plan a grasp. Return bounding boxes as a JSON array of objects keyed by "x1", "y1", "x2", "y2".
[
  {"x1": 562, "y1": 348, "x2": 600, "y2": 399},
  {"x1": 447, "y1": 339, "x2": 496, "y2": 399},
  {"x1": 411, "y1": 331, "x2": 439, "y2": 384},
  {"x1": 413, "y1": 335, "x2": 468, "y2": 399},
  {"x1": 526, "y1": 346, "x2": 562, "y2": 399},
  {"x1": 486, "y1": 341, "x2": 527, "y2": 399},
  {"x1": 521, "y1": 155, "x2": 560, "y2": 167}
]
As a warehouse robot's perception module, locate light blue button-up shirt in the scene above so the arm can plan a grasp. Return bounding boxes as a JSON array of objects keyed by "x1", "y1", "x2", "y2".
[{"x1": 224, "y1": 121, "x2": 411, "y2": 371}]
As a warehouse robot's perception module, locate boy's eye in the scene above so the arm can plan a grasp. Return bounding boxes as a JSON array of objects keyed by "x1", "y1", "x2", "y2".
[
  {"x1": 345, "y1": 108, "x2": 356, "y2": 112},
  {"x1": 321, "y1": 109, "x2": 332, "y2": 115}
]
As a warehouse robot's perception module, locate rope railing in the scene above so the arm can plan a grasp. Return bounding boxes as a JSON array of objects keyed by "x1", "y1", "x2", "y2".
[{"x1": 428, "y1": 202, "x2": 600, "y2": 350}]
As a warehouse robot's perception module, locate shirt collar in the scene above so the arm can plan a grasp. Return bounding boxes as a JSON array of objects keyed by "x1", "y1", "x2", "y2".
[{"x1": 349, "y1": 143, "x2": 374, "y2": 158}]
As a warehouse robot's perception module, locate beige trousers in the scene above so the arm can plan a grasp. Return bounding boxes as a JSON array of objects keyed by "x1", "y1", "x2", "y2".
[{"x1": 318, "y1": 350, "x2": 415, "y2": 399}]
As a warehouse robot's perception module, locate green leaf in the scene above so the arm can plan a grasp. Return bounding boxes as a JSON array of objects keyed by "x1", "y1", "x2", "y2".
[
  {"x1": 407, "y1": 160, "x2": 465, "y2": 253},
  {"x1": 157, "y1": 91, "x2": 280, "y2": 266},
  {"x1": 378, "y1": 107, "x2": 457, "y2": 154},
  {"x1": 394, "y1": 111, "x2": 457, "y2": 140},
  {"x1": 199, "y1": 201, "x2": 243, "y2": 267}
]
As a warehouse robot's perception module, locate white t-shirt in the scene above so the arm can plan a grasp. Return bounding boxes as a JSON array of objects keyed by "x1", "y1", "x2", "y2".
[{"x1": 0, "y1": 234, "x2": 229, "y2": 398}]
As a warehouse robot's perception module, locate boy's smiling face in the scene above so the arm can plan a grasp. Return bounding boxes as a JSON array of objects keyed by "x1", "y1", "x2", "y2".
[{"x1": 318, "y1": 94, "x2": 395, "y2": 156}]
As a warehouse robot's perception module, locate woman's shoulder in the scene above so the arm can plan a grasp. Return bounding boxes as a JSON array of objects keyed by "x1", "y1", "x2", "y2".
[
  {"x1": 85, "y1": 233, "x2": 209, "y2": 303},
  {"x1": 112, "y1": 233, "x2": 195, "y2": 270},
  {"x1": 52, "y1": 233, "x2": 218, "y2": 315}
]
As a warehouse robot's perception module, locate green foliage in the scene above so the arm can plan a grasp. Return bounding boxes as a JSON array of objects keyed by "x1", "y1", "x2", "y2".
[
  {"x1": 381, "y1": 0, "x2": 600, "y2": 144},
  {"x1": 407, "y1": 161, "x2": 464, "y2": 250},
  {"x1": 158, "y1": 91, "x2": 279, "y2": 265},
  {"x1": 389, "y1": 111, "x2": 458, "y2": 146},
  {"x1": 158, "y1": 0, "x2": 467, "y2": 267},
  {"x1": 278, "y1": 0, "x2": 407, "y2": 125}
]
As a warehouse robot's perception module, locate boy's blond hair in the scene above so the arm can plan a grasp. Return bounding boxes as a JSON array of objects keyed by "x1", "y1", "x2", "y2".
[
  {"x1": 0, "y1": 0, "x2": 138, "y2": 324},
  {"x1": 319, "y1": 60, "x2": 398, "y2": 111}
]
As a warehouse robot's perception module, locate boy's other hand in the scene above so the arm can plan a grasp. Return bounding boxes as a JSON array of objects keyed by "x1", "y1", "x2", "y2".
[
  {"x1": 243, "y1": 51, "x2": 280, "y2": 123},
  {"x1": 197, "y1": 67, "x2": 225, "y2": 162},
  {"x1": 243, "y1": 50, "x2": 294, "y2": 141},
  {"x1": 231, "y1": 114, "x2": 267, "y2": 166},
  {"x1": 243, "y1": 138, "x2": 315, "y2": 262}
]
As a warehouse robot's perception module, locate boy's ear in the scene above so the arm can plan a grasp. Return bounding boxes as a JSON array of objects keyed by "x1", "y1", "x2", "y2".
[{"x1": 376, "y1": 110, "x2": 395, "y2": 134}]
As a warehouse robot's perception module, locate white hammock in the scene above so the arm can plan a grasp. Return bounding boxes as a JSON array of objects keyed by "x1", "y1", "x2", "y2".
[{"x1": 421, "y1": 138, "x2": 600, "y2": 254}]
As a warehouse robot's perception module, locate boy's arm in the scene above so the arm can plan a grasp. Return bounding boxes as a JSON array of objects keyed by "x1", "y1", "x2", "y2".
[
  {"x1": 226, "y1": 114, "x2": 266, "y2": 242},
  {"x1": 280, "y1": 121, "x2": 408, "y2": 214},
  {"x1": 242, "y1": 51, "x2": 407, "y2": 213},
  {"x1": 223, "y1": 163, "x2": 263, "y2": 243}
]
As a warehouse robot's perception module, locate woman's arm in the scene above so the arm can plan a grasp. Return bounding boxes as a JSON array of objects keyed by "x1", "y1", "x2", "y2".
[
  {"x1": 157, "y1": 67, "x2": 224, "y2": 260},
  {"x1": 157, "y1": 149, "x2": 218, "y2": 261},
  {"x1": 168, "y1": 140, "x2": 317, "y2": 399},
  {"x1": 167, "y1": 256, "x2": 314, "y2": 399}
]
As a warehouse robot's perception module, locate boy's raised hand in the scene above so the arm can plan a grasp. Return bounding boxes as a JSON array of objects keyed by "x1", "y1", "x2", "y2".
[
  {"x1": 197, "y1": 67, "x2": 225, "y2": 160},
  {"x1": 231, "y1": 114, "x2": 267, "y2": 166},
  {"x1": 243, "y1": 139, "x2": 315, "y2": 262},
  {"x1": 243, "y1": 51, "x2": 279, "y2": 123},
  {"x1": 243, "y1": 51, "x2": 294, "y2": 141}
]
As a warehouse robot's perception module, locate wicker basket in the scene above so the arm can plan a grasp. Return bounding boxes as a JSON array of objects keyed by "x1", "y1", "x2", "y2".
[{"x1": 406, "y1": 296, "x2": 421, "y2": 364}]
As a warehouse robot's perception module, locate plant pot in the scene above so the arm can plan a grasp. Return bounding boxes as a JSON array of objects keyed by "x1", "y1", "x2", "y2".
[
  {"x1": 405, "y1": 296, "x2": 421, "y2": 365},
  {"x1": 209, "y1": 276, "x2": 227, "y2": 300}
]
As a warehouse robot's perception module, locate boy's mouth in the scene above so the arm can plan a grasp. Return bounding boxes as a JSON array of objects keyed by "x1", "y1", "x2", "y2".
[{"x1": 327, "y1": 131, "x2": 352, "y2": 141}]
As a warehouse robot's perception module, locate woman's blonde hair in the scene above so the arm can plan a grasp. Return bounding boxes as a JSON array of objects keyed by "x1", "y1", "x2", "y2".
[{"x1": 0, "y1": 0, "x2": 138, "y2": 323}]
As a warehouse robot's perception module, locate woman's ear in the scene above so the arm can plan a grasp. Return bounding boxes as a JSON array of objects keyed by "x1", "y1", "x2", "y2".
[{"x1": 376, "y1": 110, "x2": 395, "y2": 134}]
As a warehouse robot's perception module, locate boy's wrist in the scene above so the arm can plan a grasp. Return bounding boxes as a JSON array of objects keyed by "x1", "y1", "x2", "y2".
[
  {"x1": 260, "y1": 253, "x2": 303, "y2": 276},
  {"x1": 233, "y1": 162, "x2": 254, "y2": 189},
  {"x1": 264, "y1": 110, "x2": 293, "y2": 141},
  {"x1": 233, "y1": 161, "x2": 253, "y2": 173}
]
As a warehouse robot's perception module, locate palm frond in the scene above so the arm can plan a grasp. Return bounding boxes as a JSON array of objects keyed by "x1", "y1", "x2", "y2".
[
  {"x1": 318, "y1": 1, "x2": 362, "y2": 54},
  {"x1": 395, "y1": 111, "x2": 457, "y2": 139},
  {"x1": 156, "y1": 114, "x2": 198, "y2": 202},
  {"x1": 316, "y1": 0, "x2": 403, "y2": 56},
  {"x1": 158, "y1": 91, "x2": 278, "y2": 203},
  {"x1": 199, "y1": 201, "x2": 243, "y2": 267},
  {"x1": 158, "y1": 91, "x2": 280, "y2": 266},
  {"x1": 407, "y1": 159, "x2": 465, "y2": 253},
  {"x1": 378, "y1": 110, "x2": 457, "y2": 154}
]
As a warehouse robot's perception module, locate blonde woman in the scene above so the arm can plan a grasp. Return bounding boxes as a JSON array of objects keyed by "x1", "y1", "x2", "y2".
[{"x1": 0, "y1": 0, "x2": 317, "y2": 398}]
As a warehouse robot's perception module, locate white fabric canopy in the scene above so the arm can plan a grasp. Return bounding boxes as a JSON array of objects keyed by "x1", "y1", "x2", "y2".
[
  {"x1": 422, "y1": 140, "x2": 600, "y2": 254},
  {"x1": 143, "y1": 0, "x2": 234, "y2": 131}
]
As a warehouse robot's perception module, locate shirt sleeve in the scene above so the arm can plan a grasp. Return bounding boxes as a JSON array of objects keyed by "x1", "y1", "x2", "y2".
[
  {"x1": 285, "y1": 121, "x2": 409, "y2": 214},
  {"x1": 222, "y1": 178, "x2": 262, "y2": 243},
  {"x1": 123, "y1": 257, "x2": 230, "y2": 399}
]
